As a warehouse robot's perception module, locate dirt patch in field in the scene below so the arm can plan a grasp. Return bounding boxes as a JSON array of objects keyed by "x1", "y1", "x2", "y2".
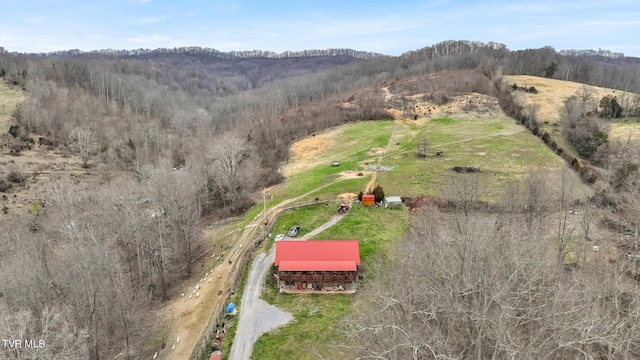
[
  {"x1": 337, "y1": 192, "x2": 358, "y2": 201},
  {"x1": 290, "y1": 129, "x2": 339, "y2": 159},
  {"x1": 386, "y1": 92, "x2": 503, "y2": 124},
  {"x1": 368, "y1": 147, "x2": 386, "y2": 156},
  {"x1": 337, "y1": 170, "x2": 372, "y2": 180}
]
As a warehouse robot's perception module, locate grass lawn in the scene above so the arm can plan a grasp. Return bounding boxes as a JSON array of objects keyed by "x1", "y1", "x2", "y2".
[
  {"x1": 312, "y1": 205, "x2": 409, "y2": 261},
  {"x1": 298, "y1": 176, "x2": 371, "y2": 202},
  {"x1": 270, "y1": 203, "x2": 341, "y2": 239},
  {"x1": 273, "y1": 120, "x2": 394, "y2": 200},
  {"x1": 376, "y1": 115, "x2": 566, "y2": 199},
  {"x1": 252, "y1": 205, "x2": 409, "y2": 360}
]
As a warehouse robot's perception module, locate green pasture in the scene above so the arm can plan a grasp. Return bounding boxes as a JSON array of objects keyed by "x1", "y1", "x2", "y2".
[{"x1": 376, "y1": 116, "x2": 565, "y2": 199}]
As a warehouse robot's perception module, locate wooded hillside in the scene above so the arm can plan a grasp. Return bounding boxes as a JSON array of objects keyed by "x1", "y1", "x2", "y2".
[{"x1": 1, "y1": 40, "x2": 640, "y2": 359}]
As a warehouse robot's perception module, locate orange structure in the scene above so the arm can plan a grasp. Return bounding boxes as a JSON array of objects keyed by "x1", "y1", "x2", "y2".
[{"x1": 362, "y1": 194, "x2": 375, "y2": 207}]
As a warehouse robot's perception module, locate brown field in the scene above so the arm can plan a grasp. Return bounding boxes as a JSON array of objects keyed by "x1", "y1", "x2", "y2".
[{"x1": 504, "y1": 75, "x2": 631, "y2": 123}]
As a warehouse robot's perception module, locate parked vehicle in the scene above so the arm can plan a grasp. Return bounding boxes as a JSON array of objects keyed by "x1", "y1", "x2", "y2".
[
  {"x1": 338, "y1": 203, "x2": 350, "y2": 214},
  {"x1": 275, "y1": 234, "x2": 285, "y2": 242},
  {"x1": 332, "y1": 161, "x2": 340, "y2": 167},
  {"x1": 288, "y1": 225, "x2": 301, "y2": 237}
]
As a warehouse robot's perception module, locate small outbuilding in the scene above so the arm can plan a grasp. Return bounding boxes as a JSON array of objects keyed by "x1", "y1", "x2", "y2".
[
  {"x1": 384, "y1": 196, "x2": 403, "y2": 208},
  {"x1": 362, "y1": 194, "x2": 375, "y2": 207}
]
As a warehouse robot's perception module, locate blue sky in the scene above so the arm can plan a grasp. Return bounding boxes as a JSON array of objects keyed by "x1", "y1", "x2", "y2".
[{"x1": 1, "y1": 0, "x2": 639, "y2": 57}]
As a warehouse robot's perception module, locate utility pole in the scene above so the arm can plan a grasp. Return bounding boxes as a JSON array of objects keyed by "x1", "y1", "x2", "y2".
[{"x1": 262, "y1": 187, "x2": 266, "y2": 221}]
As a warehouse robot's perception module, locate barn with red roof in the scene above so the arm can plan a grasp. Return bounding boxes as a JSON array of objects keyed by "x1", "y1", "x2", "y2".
[{"x1": 275, "y1": 240, "x2": 360, "y2": 293}]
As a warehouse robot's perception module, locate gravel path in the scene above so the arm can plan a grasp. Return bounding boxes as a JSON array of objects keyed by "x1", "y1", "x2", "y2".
[
  {"x1": 300, "y1": 214, "x2": 344, "y2": 239},
  {"x1": 228, "y1": 249, "x2": 293, "y2": 360}
]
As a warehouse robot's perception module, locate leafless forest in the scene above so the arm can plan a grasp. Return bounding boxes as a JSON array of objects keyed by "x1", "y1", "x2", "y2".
[
  {"x1": 1, "y1": 41, "x2": 640, "y2": 359},
  {"x1": 343, "y1": 171, "x2": 640, "y2": 359}
]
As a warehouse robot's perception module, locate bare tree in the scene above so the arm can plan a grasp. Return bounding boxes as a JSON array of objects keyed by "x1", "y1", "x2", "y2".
[
  {"x1": 576, "y1": 84, "x2": 596, "y2": 115},
  {"x1": 0, "y1": 304, "x2": 88, "y2": 360},
  {"x1": 416, "y1": 134, "x2": 430, "y2": 158},
  {"x1": 556, "y1": 167, "x2": 577, "y2": 265},
  {"x1": 69, "y1": 126, "x2": 94, "y2": 168},
  {"x1": 208, "y1": 133, "x2": 257, "y2": 209},
  {"x1": 144, "y1": 164, "x2": 200, "y2": 280},
  {"x1": 524, "y1": 170, "x2": 549, "y2": 232},
  {"x1": 524, "y1": 103, "x2": 541, "y2": 127}
]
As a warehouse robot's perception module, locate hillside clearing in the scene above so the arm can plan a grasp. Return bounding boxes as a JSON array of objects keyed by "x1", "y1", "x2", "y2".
[
  {"x1": 0, "y1": 82, "x2": 24, "y2": 135},
  {"x1": 504, "y1": 75, "x2": 634, "y2": 123}
]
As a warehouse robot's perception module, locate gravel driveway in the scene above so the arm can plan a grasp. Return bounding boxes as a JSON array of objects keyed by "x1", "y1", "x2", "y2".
[
  {"x1": 229, "y1": 212, "x2": 346, "y2": 360},
  {"x1": 228, "y1": 248, "x2": 293, "y2": 360}
]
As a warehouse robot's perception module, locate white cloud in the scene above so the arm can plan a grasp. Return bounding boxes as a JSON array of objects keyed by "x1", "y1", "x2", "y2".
[
  {"x1": 126, "y1": 34, "x2": 171, "y2": 44},
  {"x1": 136, "y1": 15, "x2": 167, "y2": 24}
]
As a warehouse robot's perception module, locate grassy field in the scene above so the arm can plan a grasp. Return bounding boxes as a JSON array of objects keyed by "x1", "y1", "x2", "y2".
[
  {"x1": 0, "y1": 81, "x2": 25, "y2": 134},
  {"x1": 376, "y1": 115, "x2": 565, "y2": 199},
  {"x1": 504, "y1": 75, "x2": 634, "y2": 123},
  {"x1": 273, "y1": 120, "x2": 394, "y2": 200},
  {"x1": 252, "y1": 204, "x2": 409, "y2": 360},
  {"x1": 504, "y1": 75, "x2": 640, "y2": 155},
  {"x1": 270, "y1": 203, "x2": 342, "y2": 239},
  {"x1": 611, "y1": 122, "x2": 640, "y2": 146},
  {"x1": 298, "y1": 176, "x2": 370, "y2": 202}
]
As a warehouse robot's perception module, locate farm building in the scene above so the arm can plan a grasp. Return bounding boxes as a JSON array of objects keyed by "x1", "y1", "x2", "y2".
[
  {"x1": 362, "y1": 194, "x2": 375, "y2": 207},
  {"x1": 384, "y1": 196, "x2": 403, "y2": 208},
  {"x1": 275, "y1": 240, "x2": 360, "y2": 293}
]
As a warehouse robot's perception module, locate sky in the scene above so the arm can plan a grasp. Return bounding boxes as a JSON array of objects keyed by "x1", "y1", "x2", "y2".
[{"x1": 1, "y1": 0, "x2": 640, "y2": 57}]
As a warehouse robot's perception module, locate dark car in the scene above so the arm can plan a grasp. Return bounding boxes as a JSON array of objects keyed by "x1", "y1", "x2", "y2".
[{"x1": 288, "y1": 225, "x2": 301, "y2": 237}]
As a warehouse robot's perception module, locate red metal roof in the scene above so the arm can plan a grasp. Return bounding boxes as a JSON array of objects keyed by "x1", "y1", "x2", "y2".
[
  {"x1": 275, "y1": 241, "x2": 360, "y2": 271},
  {"x1": 362, "y1": 194, "x2": 375, "y2": 200},
  {"x1": 279, "y1": 260, "x2": 357, "y2": 271}
]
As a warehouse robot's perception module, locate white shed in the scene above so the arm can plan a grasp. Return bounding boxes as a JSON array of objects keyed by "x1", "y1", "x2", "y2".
[{"x1": 384, "y1": 196, "x2": 403, "y2": 208}]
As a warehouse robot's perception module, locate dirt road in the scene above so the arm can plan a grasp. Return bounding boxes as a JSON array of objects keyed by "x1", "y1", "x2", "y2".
[{"x1": 163, "y1": 181, "x2": 351, "y2": 359}]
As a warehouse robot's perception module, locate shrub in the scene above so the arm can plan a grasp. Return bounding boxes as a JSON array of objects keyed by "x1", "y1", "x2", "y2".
[
  {"x1": 578, "y1": 165, "x2": 598, "y2": 184},
  {"x1": 541, "y1": 132, "x2": 551, "y2": 143},
  {"x1": 7, "y1": 171, "x2": 26, "y2": 184},
  {"x1": 357, "y1": 191, "x2": 364, "y2": 202},
  {"x1": 372, "y1": 186, "x2": 385, "y2": 203},
  {"x1": 571, "y1": 157, "x2": 581, "y2": 171},
  {"x1": 29, "y1": 201, "x2": 44, "y2": 214},
  {"x1": 8, "y1": 125, "x2": 21, "y2": 138},
  {"x1": 0, "y1": 180, "x2": 12, "y2": 192}
]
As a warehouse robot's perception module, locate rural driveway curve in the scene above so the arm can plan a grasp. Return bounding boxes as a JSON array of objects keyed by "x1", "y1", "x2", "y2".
[
  {"x1": 229, "y1": 211, "x2": 347, "y2": 360},
  {"x1": 228, "y1": 248, "x2": 293, "y2": 360}
]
